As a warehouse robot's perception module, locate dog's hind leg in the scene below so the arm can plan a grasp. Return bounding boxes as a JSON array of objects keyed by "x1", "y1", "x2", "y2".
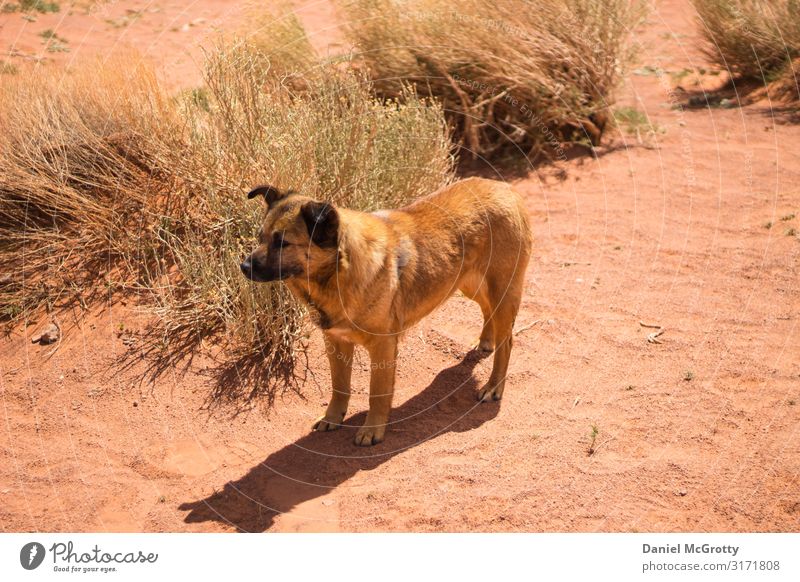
[
  {"x1": 459, "y1": 278, "x2": 495, "y2": 353},
  {"x1": 313, "y1": 335, "x2": 354, "y2": 432},
  {"x1": 473, "y1": 287, "x2": 496, "y2": 352},
  {"x1": 477, "y1": 274, "x2": 524, "y2": 402}
]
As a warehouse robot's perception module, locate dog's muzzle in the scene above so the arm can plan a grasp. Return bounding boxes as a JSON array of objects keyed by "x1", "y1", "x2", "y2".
[
  {"x1": 240, "y1": 257, "x2": 256, "y2": 279},
  {"x1": 240, "y1": 257, "x2": 271, "y2": 282},
  {"x1": 240, "y1": 256, "x2": 290, "y2": 282}
]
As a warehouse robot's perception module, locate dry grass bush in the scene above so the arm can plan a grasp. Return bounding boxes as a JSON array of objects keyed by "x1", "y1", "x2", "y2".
[
  {"x1": 243, "y1": 7, "x2": 319, "y2": 82},
  {"x1": 692, "y1": 0, "x2": 800, "y2": 81},
  {"x1": 0, "y1": 31, "x2": 453, "y2": 395},
  {"x1": 768, "y1": 57, "x2": 800, "y2": 103},
  {"x1": 0, "y1": 56, "x2": 179, "y2": 320},
  {"x1": 338, "y1": 0, "x2": 645, "y2": 158}
]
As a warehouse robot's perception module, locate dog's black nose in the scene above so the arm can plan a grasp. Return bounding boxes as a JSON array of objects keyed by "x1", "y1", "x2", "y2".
[{"x1": 240, "y1": 258, "x2": 252, "y2": 277}]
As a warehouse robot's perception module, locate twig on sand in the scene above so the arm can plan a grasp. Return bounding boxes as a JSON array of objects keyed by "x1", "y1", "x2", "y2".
[
  {"x1": 514, "y1": 319, "x2": 542, "y2": 336},
  {"x1": 6, "y1": 49, "x2": 45, "y2": 62},
  {"x1": 591, "y1": 435, "x2": 616, "y2": 455},
  {"x1": 639, "y1": 320, "x2": 665, "y2": 344}
]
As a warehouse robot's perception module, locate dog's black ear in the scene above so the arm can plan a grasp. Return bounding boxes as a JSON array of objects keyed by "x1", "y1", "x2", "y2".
[
  {"x1": 247, "y1": 185, "x2": 293, "y2": 207},
  {"x1": 300, "y1": 201, "x2": 339, "y2": 248}
]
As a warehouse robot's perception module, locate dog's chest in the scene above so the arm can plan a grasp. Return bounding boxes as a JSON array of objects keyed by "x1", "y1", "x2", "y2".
[{"x1": 323, "y1": 326, "x2": 361, "y2": 344}]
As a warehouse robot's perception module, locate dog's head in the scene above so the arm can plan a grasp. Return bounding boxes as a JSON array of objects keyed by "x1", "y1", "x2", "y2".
[{"x1": 240, "y1": 185, "x2": 339, "y2": 283}]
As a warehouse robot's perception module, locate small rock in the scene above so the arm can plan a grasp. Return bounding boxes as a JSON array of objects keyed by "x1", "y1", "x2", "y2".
[
  {"x1": 180, "y1": 23, "x2": 190, "y2": 32},
  {"x1": 321, "y1": 499, "x2": 335, "y2": 506},
  {"x1": 31, "y1": 322, "x2": 60, "y2": 345},
  {"x1": 677, "y1": 488, "x2": 688, "y2": 497},
  {"x1": 719, "y1": 98, "x2": 735, "y2": 108},
  {"x1": 133, "y1": 401, "x2": 138, "y2": 407}
]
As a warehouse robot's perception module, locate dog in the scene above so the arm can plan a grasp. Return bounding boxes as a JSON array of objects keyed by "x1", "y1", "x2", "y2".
[{"x1": 241, "y1": 177, "x2": 532, "y2": 446}]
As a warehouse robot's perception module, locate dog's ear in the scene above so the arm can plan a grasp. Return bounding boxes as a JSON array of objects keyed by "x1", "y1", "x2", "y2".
[
  {"x1": 247, "y1": 185, "x2": 293, "y2": 208},
  {"x1": 300, "y1": 201, "x2": 339, "y2": 248}
]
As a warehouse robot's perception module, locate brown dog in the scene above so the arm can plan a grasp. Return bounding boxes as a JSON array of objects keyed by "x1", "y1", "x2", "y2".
[{"x1": 241, "y1": 177, "x2": 532, "y2": 446}]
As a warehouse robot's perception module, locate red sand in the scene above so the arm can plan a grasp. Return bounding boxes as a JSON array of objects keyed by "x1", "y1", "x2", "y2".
[{"x1": 1, "y1": 0, "x2": 798, "y2": 532}]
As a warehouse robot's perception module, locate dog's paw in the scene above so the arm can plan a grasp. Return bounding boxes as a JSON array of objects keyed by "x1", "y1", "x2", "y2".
[
  {"x1": 470, "y1": 337, "x2": 495, "y2": 353},
  {"x1": 354, "y1": 425, "x2": 385, "y2": 446},
  {"x1": 477, "y1": 381, "x2": 504, "y2": 402},
  {"x1": 312, "y1": 413, "x2": 344, "y2": 432}
]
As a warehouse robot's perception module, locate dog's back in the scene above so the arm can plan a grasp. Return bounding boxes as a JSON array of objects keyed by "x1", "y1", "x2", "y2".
[{"x1": 380, "y1": 177, "x2": 532, "y2": 328}]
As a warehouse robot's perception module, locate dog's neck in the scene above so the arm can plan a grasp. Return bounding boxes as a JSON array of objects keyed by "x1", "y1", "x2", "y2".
[
  {"x1": 338, "y1": 212, "x2": 390, "y2": 289},
  {"x1": 290, "y1": 211, "x2": 391, "y2": 330}
]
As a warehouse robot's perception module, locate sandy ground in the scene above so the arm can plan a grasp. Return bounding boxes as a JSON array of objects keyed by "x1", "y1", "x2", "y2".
[
  {"x1": 1, "y1": 0, "x2": 798, "y2": 532},
  {"x1": 0, "y1": 0, "x2": 343, "y2": 87}
]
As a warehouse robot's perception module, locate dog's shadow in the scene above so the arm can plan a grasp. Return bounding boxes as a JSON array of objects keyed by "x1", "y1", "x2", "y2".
[{"x1": 178, "y1": 351, "x2": 498, "y2": 531}]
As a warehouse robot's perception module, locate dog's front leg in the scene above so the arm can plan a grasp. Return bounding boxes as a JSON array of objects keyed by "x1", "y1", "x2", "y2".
[
  {"x1": 313, "y1": 334, "x2": 354, "y2": 432},
  {"x1": 354, "y1": 337, "x2": 398, "y2": 446}
]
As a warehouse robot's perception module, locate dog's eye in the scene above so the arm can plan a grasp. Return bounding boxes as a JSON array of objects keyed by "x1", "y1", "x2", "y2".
[{"x1": 272, "y1": 234, "x2": 290, "y2": 249}]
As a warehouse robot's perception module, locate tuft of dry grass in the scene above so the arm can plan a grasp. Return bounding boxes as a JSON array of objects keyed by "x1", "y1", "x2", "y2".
[
  {"x1": 338, "y1": 0, "x2": 645, "y2": 159},
  {"x1": 0, "y1": 56, "x2": 179, "y2": 319},
  {"x1": 243, "y1": 6, "x2": 319, "y2": 83},
  {"x1": 763, "y1": 57, "x2": 800, "y2": 103},
  {"x1": 1, "y1": 1, "x2": 61, "y2": 14},
  {"x1": 692, "y1": 0, "x2": 800, "y2": 80}
]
